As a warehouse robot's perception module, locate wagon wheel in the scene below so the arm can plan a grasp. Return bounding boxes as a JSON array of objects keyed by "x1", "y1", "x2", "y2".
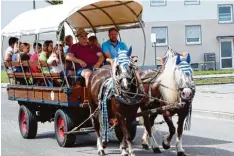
[
  {"x1": 54, "y1": 109, "x2": 76, "y2": 147},
  {"x1": 115, "y1": 121, "x2": 137, "y2": 142},
  {"x1": 18, "y1": 105, "x2": 38, "y2": 139}
]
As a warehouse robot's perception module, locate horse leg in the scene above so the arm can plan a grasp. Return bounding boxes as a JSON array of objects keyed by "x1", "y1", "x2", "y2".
[
  {"x1": 141, "y1": 108, "x2": 161, "y2": 153},
  {"x1": 126, "y1": 117, "x2": 137, "y2": 156},
  {"x1": 149, "y1": 113, "x2": 161, "y2": 153},
  {"x1": 162, "y1": 111, "x2": 175, "y2": 150},
  {"x1": 116, "y1": 114, "x2": 130, "y2": 156},
  {"x1": 90, "y1": 105, "x2": 105, "y2": 156},
  {"x1": 176, "y1": 112, "x2": 188, "y2": 156}
]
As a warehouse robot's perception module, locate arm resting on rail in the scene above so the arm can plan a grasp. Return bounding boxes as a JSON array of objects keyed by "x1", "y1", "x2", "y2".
[
  {"x1": 94, "y1": 52, "x2": 104, "y2": 69},
  {"x1": 66, "y1": 53, "x2": 87, "y2": 68}
]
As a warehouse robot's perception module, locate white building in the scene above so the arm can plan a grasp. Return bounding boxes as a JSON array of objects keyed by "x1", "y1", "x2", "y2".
[{"x1": 140, "y1": 0, "x2": 234, "y2": 70}]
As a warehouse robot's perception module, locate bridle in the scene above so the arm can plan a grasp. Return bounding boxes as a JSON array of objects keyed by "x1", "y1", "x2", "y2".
[
  {"x1": 174, "y1": 62, "x2": 196, "y2": 103},
  {"x1": 113, "y1": 61, "x2": 144, "y2": 105}
]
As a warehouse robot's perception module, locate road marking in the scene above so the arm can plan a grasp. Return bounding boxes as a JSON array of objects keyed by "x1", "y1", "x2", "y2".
[{"x1": 192, "y1": 115, "x2": 234, "y2": 123}]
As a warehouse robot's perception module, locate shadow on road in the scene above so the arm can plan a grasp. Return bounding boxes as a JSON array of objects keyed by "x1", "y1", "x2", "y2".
[
  {"x1": 36, "y1": 131, "x2": 55, "y2": 139},
  {"x1": 34, "y1": 127, "x2": 234, "y2": 156}
]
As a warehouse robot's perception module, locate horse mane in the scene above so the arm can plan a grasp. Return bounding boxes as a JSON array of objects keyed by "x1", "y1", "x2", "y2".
[{"x1": 157, "y1": 56, "x2": 178, "y2": 104}]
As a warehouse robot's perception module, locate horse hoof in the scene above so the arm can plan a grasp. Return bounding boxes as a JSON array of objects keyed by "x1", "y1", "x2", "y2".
[
  {"x1": 178, "y1": 152, "x2": 187, "y2": 156},
  {"x1": 162, "y1": 141, "x2": 170, "y2": 150},
  {"x1": 98, "y1": 150, "x2": 105, "y2": 156},
  {"x1": 102, "y1": 142, "x2": 107, "y2": 149},
  {"x1": 142, "y1": 144, "x2": 149, "y2": 150},
  {"x1": 153, "y1": 147, "x2": 161, "y2": 153}
]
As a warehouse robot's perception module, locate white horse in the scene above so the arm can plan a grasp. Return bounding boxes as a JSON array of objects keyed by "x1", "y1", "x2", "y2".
[{"x1": 140, "y1": 47, "x2": 196, "y2": 156}]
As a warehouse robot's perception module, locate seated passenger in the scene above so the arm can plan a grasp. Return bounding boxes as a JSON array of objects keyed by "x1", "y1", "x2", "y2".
[
  {"x1": 12, "y1": 42, "x2": 30, "y2": 72},
  {"x1": 66, "y1": 28, "x2": 104, "y2": 86},
  {"x1": 30, "y1": 42, "x2": 42, "y2": 73},
  {"x1": 39, "y1": 40, "x2": 53, "y2": 73},
  {"x1": 64, "y1": 35, "x2": 73, "y2": 54},
  {"x1": 4, "y1": 37, "x2": 19, "y2": 61},
  {"x1": 88, "y1": 35, "x2": 101, "y2": 48},
  {"x1": 47, "y1": 43, "x2": 68, "y2": 75},
  {"x1": 102, "y1": 28, "x2": 128, "y2": 59},
  {"x1": 19, "y1": 43, "x2": 25, "y2": 52}
]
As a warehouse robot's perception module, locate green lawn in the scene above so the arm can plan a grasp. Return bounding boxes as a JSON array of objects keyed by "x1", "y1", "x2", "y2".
[
  {"x1": 194, "y1": 77, "x2": 234, "y2": 85},
  {"x1": 1, "y1": 71, "x2": 9, "y2": 83},
  {"x1": 194, "y1": 69, "x2": 234, "y2": 75}
]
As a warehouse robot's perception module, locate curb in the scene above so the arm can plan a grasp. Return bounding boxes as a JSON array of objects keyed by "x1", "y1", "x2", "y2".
[
  {"x1": 1, "y1": 83, "x2": 9, "y2": 88},
  {"x1": 194, "y1": 74, "x2": 234, "y2": 79},
  {"x1": 192, "y1": 109, "x2": 234, "y2": 121},
  {"x1": 196, "y1": 81, "x2": 234, "y2": 86}
]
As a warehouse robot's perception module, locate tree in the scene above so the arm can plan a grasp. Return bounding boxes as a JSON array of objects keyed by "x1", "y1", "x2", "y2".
[{"x1": 50, "y1": 0, "x2": 63, "y2": 5}]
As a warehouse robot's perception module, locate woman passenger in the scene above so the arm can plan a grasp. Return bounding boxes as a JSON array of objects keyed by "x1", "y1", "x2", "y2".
[{"x1": 39, "y1": 40, "x2": 53, "y2": 72}]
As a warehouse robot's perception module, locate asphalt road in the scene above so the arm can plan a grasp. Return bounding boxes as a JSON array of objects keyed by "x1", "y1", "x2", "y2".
[{"x1": 1, "y1": 86, "x2": 234, "y2": 156}]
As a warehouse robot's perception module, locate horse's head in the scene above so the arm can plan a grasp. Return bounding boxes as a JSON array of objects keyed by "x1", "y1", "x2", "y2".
[
  {"x1": 107, "y1": 47, "x2": 134, "y2": 89},
  {"x1": 107, "y1": 47, "x2": 143, "y2": 104},
  {"x1": 174, "y1": 53, "x2": 195, "y2": 102},
  {"x1": 158, "y1": 49, "x2": 195, "y2": 105}
]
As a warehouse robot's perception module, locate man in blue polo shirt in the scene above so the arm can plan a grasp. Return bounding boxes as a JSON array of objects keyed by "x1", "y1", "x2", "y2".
[{"x1": 102, "y1": 28, "x2": 128, "y2": 59}]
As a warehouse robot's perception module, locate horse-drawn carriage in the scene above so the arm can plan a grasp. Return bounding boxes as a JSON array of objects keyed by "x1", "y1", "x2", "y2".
[{"x1": 2, "y1": 1, "x2": 196, "y2": 156}]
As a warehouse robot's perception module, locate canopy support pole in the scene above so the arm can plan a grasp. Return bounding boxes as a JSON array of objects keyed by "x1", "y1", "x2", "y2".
[
  {"x1": 65, "y1": 21, "x2": 77, "y2": 81},
  {"x1": 57, "y1": 23, "x2": 70, "y2": 88},
  {"x1": 116, "y1": 1, "x2": 146, "y2": 67},
  {"x1": 36, "y1": 34, "x2": 48, "y2": 87},
  {"x1": 16, "y1": 36, "x2": 29, "y2": 86},
  {"x1": 1, "y1": 36, "x2": 11, "y2": 84},
  {"x1": 66, "y1": 21, "x2": 78, "y2": 43}
]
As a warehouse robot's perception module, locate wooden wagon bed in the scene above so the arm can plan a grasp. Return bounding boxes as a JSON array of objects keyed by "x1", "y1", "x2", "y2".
[{"x1": 5, "y1": 60, "x2": 89, "y2": 107}]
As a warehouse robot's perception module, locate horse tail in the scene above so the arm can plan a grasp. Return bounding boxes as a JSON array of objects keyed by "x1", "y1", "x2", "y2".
[{"x1": 184, "y1": 104, "x2": 192, "y2": 131}]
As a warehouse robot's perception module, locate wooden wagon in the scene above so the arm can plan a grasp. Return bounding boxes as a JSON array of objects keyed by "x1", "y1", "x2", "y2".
[{"x1": 1, "y1": 0, "x2": 146, "y2": 147}]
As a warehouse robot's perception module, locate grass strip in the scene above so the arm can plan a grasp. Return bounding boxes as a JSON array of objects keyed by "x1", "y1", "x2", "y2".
[
  {"x1": 195, "y1": 77, "x2": 234, "y2": 85},
  {"x1": 194, "y1": 70, "x2": 234, "y2": 75}
]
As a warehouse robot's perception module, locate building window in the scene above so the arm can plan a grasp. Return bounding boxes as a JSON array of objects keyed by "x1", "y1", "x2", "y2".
[
  {"x1": 185, "y1": 25, "x2": 201, "y2": 45},
  {"x1": 184, "y1": 0, "x2": 200, "y2": 5},
  {"x1": 151, "y1": 0, "x2": 166, "y2": 6},
  {"x1": 218, "y1": 4, "x2": 233, "y2": 23},
  {"x1": 151, "y1": 27, "x2": 168, "y2": 46}
]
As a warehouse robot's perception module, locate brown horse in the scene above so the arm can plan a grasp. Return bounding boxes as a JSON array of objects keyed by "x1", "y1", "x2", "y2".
[
  {"x1": 139, "y1": 48, "x2": 196, "y2": 156},
  {"x1": 88, "y1": 49, "x2": 145, "y2": 156}
]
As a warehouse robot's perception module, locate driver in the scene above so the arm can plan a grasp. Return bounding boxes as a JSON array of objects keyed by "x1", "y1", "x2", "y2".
[
  {"x1": 102, "y1": 28, "x2": 128, "y2": 59},
  {"x1": 66, "y1": 28, "x2": 104, "y2": 86}
]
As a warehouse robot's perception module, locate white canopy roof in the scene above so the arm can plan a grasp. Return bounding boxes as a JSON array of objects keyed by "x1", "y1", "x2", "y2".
[{"x1": 1, "y1": 0, "x2": 143, "y2": 37}]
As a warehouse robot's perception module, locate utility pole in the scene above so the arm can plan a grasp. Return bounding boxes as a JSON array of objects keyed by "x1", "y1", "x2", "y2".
[
  {"x1": 33, "y1": 0, "x2": 36, "y2": 9},
  {"x1": 33, "y1": 0, "x2": 36, "y2": 41},
  {"x1": 151, "y1": 33, "x2": 157, "y2": 68}
]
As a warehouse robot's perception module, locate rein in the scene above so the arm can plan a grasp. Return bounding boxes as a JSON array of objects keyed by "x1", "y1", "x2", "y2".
[{"x1": 113, "y1": 63, "x2": 143, "y2": 104}]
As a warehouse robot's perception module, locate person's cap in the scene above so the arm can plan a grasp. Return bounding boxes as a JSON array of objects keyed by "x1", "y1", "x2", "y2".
[{"x1": 76, "y1": 28, "x2": 88, "y2": 37}]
